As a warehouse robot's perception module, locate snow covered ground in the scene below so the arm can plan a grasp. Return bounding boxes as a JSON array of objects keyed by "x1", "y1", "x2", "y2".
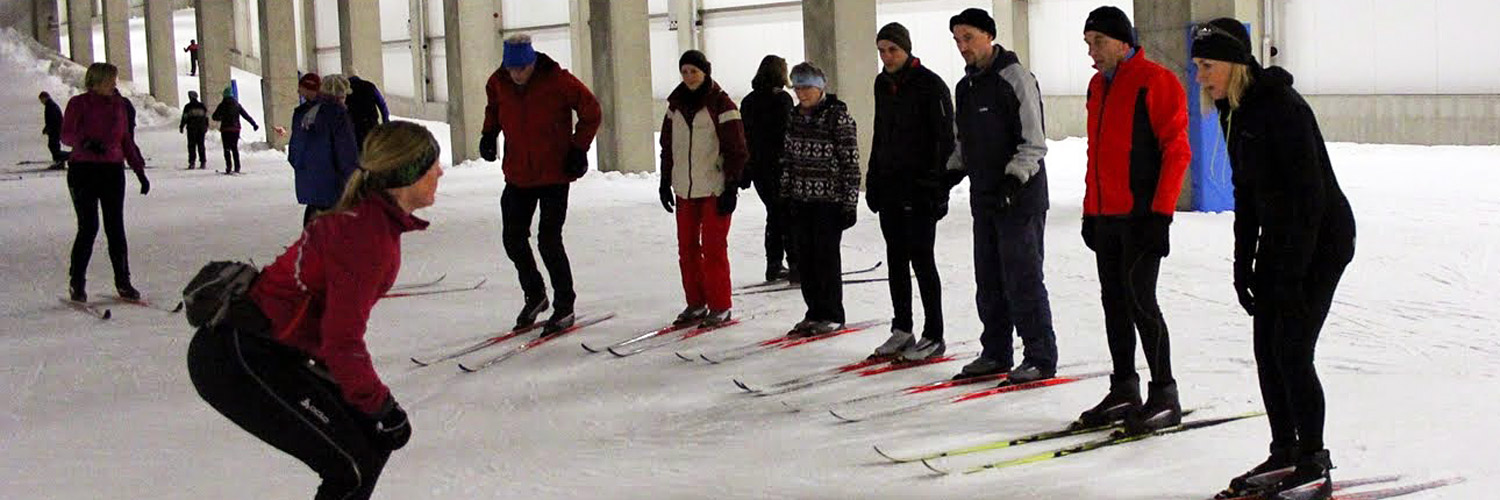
[{"x1": 3, "y1": 26, "x2": 1497, "y2": 500}]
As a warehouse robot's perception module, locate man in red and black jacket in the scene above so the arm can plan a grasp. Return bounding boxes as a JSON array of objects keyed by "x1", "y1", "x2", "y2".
[
  {"x1": 1076, "y1": 6, "x2": 1191, "y2": 435},
  {"x1": 479, "y1": 34, "x2": 603, "y2": 334}
]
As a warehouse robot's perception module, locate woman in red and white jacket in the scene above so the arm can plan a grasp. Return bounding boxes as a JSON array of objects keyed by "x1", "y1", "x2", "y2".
[
  {"x1": 658, "y1": 50, "x2": 749, "y2": 327},
  {"x1": 187, "y1": 122, "x2": 442, "y2": 500}
]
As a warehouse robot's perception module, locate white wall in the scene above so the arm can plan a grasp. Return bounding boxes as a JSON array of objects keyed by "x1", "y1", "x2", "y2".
[
  {"x1": 1277, "y1": 0, "x2": 1500, "y2": 94},
  {"x1": 1029, "y1": 0, "x2": 1133, "y2": 96},
  {"x1": 700, "y1": 4, "x2": 804, "y2": 99},
  {"x1": 874, "y1": 0, "x2": 992, "y2": 97}
]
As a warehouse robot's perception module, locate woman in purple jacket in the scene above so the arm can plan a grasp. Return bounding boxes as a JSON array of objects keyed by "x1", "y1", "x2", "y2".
[{"x1": 60, "y1": 63, "x2": 150, "y2": 302}]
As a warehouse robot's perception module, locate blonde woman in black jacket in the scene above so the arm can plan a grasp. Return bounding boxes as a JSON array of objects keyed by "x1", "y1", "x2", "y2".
[{"x1": 1194, "y1": 19, "x2": 1356, "y2": 500}]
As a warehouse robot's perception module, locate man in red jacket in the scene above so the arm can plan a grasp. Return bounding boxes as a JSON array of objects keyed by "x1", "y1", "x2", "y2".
[
  {"x1": 1076, "y1": 6, "x2": 1191, "y2": 434},
  {"x1": 479, "y1": 34, "x2": 603, "y2": 334}
]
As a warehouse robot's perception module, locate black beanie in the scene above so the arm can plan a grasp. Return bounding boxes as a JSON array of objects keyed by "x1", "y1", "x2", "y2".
[
  {"x1": 949, "y1": 8, "x2": 997, "y2": 39},
  {"x1": 679, "y1": 50, "x2": 711, "y2": 76},
  {"x1": 877, "y1": 22, "x2": 912, "y2": 54},
  {"x1": 1190, "y1": 18, "x2": 1253, "y2": 65},
  {"x1": 1084, "y1": 6, "x2": 1135, "y2": 47}
]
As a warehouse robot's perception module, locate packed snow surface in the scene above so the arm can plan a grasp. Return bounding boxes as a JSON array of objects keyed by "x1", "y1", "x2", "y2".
[{"x1": 2, "y1": 27, "x2": 1496, "y2": 500}]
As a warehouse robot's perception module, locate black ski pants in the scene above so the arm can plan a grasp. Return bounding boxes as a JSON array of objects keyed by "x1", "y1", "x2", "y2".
[
  {"x1": 501, "y1": 183, "x2": 575, "y2": 311},
  {"x1": 791, "y1": 201, "x2": 845, "y2": 324},
  {"x1": 189, "y1": 56, "x2": 198, "y2": 75},
  {"x1": 187, "y1": 130, "x2": 207, "y2": 167},
  {"x1": 879, "y1": 206, "x2": 943, "y2": 340},
  {"x1": 188, "y1": 325, "x2": 391, "y2": 500},
  {"x1": 1093, "y1": 218, "x2": 1173, "y2": 384},
  {"x1": 1255, "y1": 247, "x2": 1351, "y2": 458},
  {"x1": 972, "y1": 209, "x2": 1057, "y2": 370},
  {"x1": 221, "y1": 131, "x2": 242, "y2": 173},
  {"x1": 753, "y1": 177, "x2": 796, "y2": 273},
  {"x1": 46, "y1": 133, "x2": 68, "y2": 163},
  {"x1": 67, "y1": 163, "x2": 130, "y2": 289}
]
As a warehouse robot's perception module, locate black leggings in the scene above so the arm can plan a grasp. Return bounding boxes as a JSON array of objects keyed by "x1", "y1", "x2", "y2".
[
  {"x1": 792, "y1": 201, "x2": 845, "y2": 324},
  {"x1": 1255, "y1": 248, "x2": 1351, "y2": 457},
  {"x1": 501, "y1": 183, "x2": 575, "y2": 310},
  {"x1": 221, "y1": 131, "x2": 242, "y2": 172},
  {"x1": 67, "y1": 163, "x2": 130, "y2": 289},
  {"x1": 188, "y1": 325, "x2": 391, "y2": 500},
  {"x1": 1093, "y1": 218, "x2": 1172, "y2": 384},
  {"x1": 754, "y1": 177, "x2": 795, "y2": 271},
  {"x1": 188, "y1": 130, "x2": 207, "y2": 166},
  {"x1": 878, "y1": 207, "x2": 942, "y2": 339}
]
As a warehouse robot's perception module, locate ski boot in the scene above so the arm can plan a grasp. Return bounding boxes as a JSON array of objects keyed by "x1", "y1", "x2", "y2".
[
  {"x1": 953, "y1": 356, "x2": 1007, "y2": 380},
  {"x1": 1006, "y1": 360, "x2": 1056, "y2": 384},
  {"x1": 1075, "y1": 374, "x2": 1142, "y2": 428},
  {"x1": 116, "y1": 281, "x2": 141, "y2": 301},
  {"x1": 68, "y1": 281, "x2": 87, "y2": 303},
  {"x1": 675, "y1": 305, "x2": 708, "y2": 326},
  {"x1": 700, "y1": 309, "x2": 732, "y2": 327},
  {"x1": 1124, "y1": 380, "x2": 1182, "y2": 434},
  {"x1": 515, "y1": 294, "x2": 550, "y2": 329},
  {"x1": 1266, "y1": 450, "x2": 1333, "y2": 500},
  {"x1": 765, "y1": 264, "x2": 789, "y2": 282},
  {"x1": 899, "y1": 337, "x2": 946, "y2": 362},
  {"x1": 1214, "y1": 448, "x2": 1298, "y2": 499},
  {"x1": 869, "y1": 328, "x2": 914, "y2": 359},
  {"x1": 541, "y1": 308, "x2": 575, "y2": 337}
]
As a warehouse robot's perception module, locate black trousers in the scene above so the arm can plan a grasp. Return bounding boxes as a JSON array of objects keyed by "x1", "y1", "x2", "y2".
[
  {"x1": 189, "y1": 57, "x2": 198, "y2": 75},
  {"x1": 879, "y1": 206, "x2": 943, "y2": 339},
  {"x1": 46, "y1": 133, "x2": 69, "y2": 163},
  {"x1": 972, "y1": 209, "x2": 1057, "y2": 370},
  {"x1": 502, "y1": 184, "x2": 575, "y2": 311},
  {"x1": 792, "y1": 201, "x2": 845, "y2": 324},
  {"x1": 188, "y1": 325, "x2": 391, "y2": 500},
  {"x1": 753, "y1": 177, "x2": 796, "y2": 272},
  {"x1": 1093, "y1": 218, "x2": 1172, "y2": 384},
  {"x1": 67, "y1": 163, "x2": 130, "y2": 289},
  {"x1": 1255, "y1": 248, "x2": 1351, "y2": 457},
  {"x1": 187, "y1": 130, "x2": 207, "y2": 167},
  {"x1": 221, "y1": 131, "x2": 242, "y2": 173}
]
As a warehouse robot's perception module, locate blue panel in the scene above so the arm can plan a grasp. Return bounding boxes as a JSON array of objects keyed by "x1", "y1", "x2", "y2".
[{"x1": 1182, "y1": 23, "x2": 1242, "y2": 213}]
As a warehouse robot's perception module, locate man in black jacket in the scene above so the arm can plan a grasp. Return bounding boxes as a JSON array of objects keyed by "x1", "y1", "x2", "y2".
[
  {"x1": 39, "y1": 92, "x2": 68, "y2": 169},
  {"x1": 346, "y1": 76, "x2": 391, "y2": 150},
  {"x1": 865, "y1": 23, "x2": 956, "y2": 362},
  {"x1": 179, "y1": 90, "x2": 210, "y2": 169},
  {"x1": 948, "y1": 8, "x2": 1058, "y2": 383}
]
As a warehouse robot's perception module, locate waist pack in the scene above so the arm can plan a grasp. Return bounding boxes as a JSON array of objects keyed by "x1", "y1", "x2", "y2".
[{"x1": 183, "y1": 261, "x2": 265, "y2": 330}]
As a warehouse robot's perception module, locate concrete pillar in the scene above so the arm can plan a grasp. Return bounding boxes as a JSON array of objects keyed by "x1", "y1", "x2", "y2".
[
  {"x1": 337, "y1": 0, "x2": 384, "y2": 88},
  {"x1": 1134, "y1": 0, "x2": 1260, "y2": 84},
  {"x1": 669, "y1": 0, "x2": 701, "y2": 52},
  {"x1": 196, "y1": 0, "x2": 233, "y2": 119},
  {"x1": 441, "y1": 0, "x2": 501, "y2": 164},
  {"x1": 802, "y1": 0, "x2": 876, "y2": 180},
  {"x1": 66, "y1": 0, "x2": 92, "y2": 64},
  {"x1": 586, "y1": 0, "x2": 653, "y2": 174},
  {"x1": 568, "y1": 0, "x2": 592, "y2": 90},
  {"x1": 993, "y1": 0, "x2": 1030, "y2": 68},
  {"x1": 407, "y1": 0, "x2": 429, "y2": 104},
  {"x1": 145, "y1": 0, "x2": 178, "y2": 107},
  {"x1": 300, "y1": 0, "x2": 317, "y2": 73},
  {"x1": 259, "y1": 0, "x2": 297, "y2": 149},
  {"x1": 34, "y1": 0, "x2": 62, "y2": 53},
  {"x1": 101, "y1": 0, "x2": 131, "y2": 81}
]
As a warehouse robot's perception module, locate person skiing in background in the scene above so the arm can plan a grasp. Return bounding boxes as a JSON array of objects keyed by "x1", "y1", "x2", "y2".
[
  {"x1": 658, "y1": 50, "x2": 749, "y2": 327},
  {"x1": 479, "y1": 34, "x2": 602, "y2": 335},
  {"x1": 179, "y1": 90, "x2": 210, "y2": 170},
  {"x1": 188, "y1": 121, "x2": 442, "y2": 500},
  {"x1": 288, "y1": 73, "x2": 360, "y2": 227},
  {"x1": 1076, "y1": 6, "x2": 1191, "y2": 434},
  {"x1": 39, "y1": 91, "x2": 69, "y2": 170},
  {"x1": 780, "y1": 62, "x2": 861, "y2": 337},
  {"x1": 347, "y1": 75, "x2": 391, "y2": 149},
  {"x1": 1194, "y1": 18, "x2": 1356, "y2": 500},
  {"x1": 865, "y1": 22, "x2": 957, "y2": 362},
  {"x1": 184, "y1": 39, "x2": 199, "y2": 76},
  {"x1": 211, "y1": 87, "x2": 259, "y2": 174},
  {"x1": 59, "y1": 63, "x2": 150, "y2": 302},
  {"x1": 740, "y1": 55, "x2": 796, "y2": 284},
  {"x1": 947, "y1": 8, "x2": 1058, "y2": 383}
]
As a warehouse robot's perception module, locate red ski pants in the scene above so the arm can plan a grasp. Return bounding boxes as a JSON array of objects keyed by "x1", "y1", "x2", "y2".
[{"x1": 676, "y1": 196, "x2": 733, "y2": 311}]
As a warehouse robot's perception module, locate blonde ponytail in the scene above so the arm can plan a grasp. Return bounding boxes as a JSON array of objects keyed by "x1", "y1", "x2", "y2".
[{"x1": 327, "y1": 121, "x2": 441, "y2": 214}]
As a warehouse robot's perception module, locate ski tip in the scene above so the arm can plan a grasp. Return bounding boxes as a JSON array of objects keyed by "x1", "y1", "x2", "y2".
[
  {"x1": 733, "y1": 379, "x2": 754, "y2": 392},
  {"x1": 700, "y1": 353, "x2": 718, "y2": 364},
  {"x1": 170, "y1": 301, "x2": 185, "y2": 313},
  {"x1": 872, "y1": 445, "x2": 902, "y2": 463},
  {"x1": 409, "y1": 357, "x2": 430, "y2": 367},
  {"x1": 674, "y1": 352, "x2": 694, "y2": 362},
  {"x1": 780, "y1": 400, "x2": 801, "y2": 412},
  {"x1": 457, "y1": 363, "x2": 478, "y2": 373},
  {"x1": 920, "y1": 458, "x2": 950, "y2": 475},
  {"x1": 829, "y1": 409, "x2": 858, "y2": 422},
  {"x1": 581, "y1": 342, "x2": 599, "y2": 353},
  {"x1": 607, "y1": 347, "x2": 630, "y2": 358}
]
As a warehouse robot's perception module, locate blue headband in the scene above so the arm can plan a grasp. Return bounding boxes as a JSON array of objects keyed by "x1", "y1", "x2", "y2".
[{"x1": 791, "y1": 73, "x2": 826, "y2": 89}]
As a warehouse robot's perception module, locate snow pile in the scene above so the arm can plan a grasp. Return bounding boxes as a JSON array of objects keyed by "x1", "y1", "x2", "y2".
[{"x1": 0, "y1": 28, "x2": 175, "y2": 128}]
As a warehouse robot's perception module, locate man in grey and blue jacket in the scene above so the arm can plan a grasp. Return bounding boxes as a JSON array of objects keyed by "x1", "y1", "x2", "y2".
[{"x1": 947, "y1": 8, "x2": 1058, "y2": 383}]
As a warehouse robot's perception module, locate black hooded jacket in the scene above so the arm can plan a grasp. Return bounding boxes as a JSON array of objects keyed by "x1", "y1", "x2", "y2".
[
  {"x1": 868, "y1": 56, "x2": 955, "y2": 212},
  {"x1": 740, "y1": 86, "x2": 793, "y2": 187},
  {"x1": 1217, "y1": 65, "x2": 1356, "y2": 291}
]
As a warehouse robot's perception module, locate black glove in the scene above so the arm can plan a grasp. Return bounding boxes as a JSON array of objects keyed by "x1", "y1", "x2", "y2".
[
  {"x1": 1081, "y1": 217, "x2": 1097, "y2": 252},
  {"x1": 996, "y1": 175, "x2": 1023, "y2": 210},
  {"x1": 82, "y1": 139, "x2": 107, "y2": 155},
  {"x1": 136, "y1": 173, "x2": 151, "y2": 196},
  {"x1": 564, "y1": 147, "x2": 588, "y2": 179},
  {"x1": 1134, "y1": 214, "x2": 1171, "y2": 257},
  {"x1": 942, "y1": 169, "x2": 967, "y2": 189},
  {"x1": 478, "y1": 132, "x2": 498, "y2": 162},
  {"x1": 1233, "y1": 261, "x2": 1255, "y2": 316},
  {"x1": 364, "y1": 398, "x2": 412, "y2": 451},
  {"x1": 716, "y1": 189, "x2": 737, "y2": 216},
  {"x1": 659, "y1": 183, "x2": 675, "y2": 213},
  {"x1": 840, "y1": 209, "x2": 857, "y2": 230}
]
